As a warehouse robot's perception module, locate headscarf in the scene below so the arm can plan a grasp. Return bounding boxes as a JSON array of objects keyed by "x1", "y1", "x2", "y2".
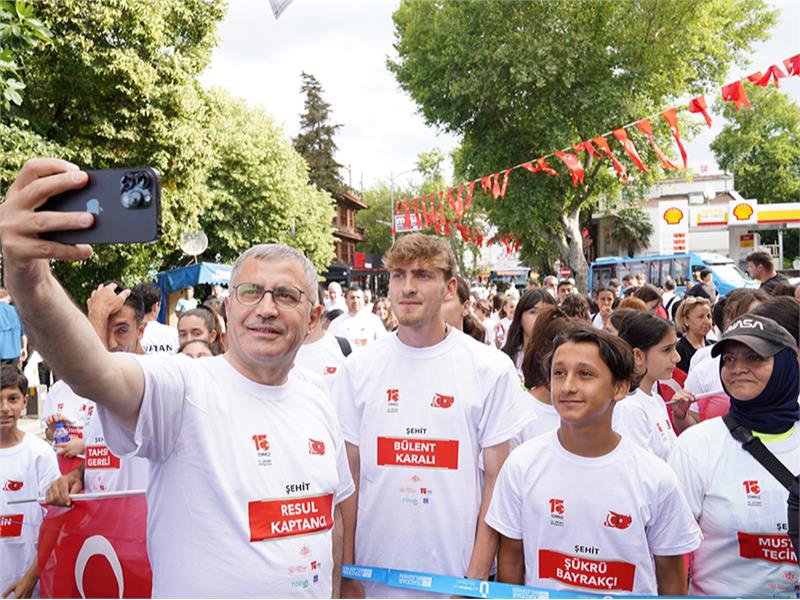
[{"x1": 723, "y1": 347, "x2": 799, "y2": 434}]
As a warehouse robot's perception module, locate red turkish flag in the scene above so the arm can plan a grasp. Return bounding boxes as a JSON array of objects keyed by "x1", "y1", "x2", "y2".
[
  {"x1": 38, "y1": 495, "x2": 152, "y2": 598},
  {"x1": 403, "y1": 199, "x2": 411, "y2": 229},
  {"x1": 635, "y1": 118, "x2": 677, "y2": 170},
  {"x1": 554, "y1": 151, "x2": 585, "y2": 186},
  {"x1": 480, "y1": 175, "x2": 492, "y2": 195},
  {"x1": 413, "y1": 198, "x2": 421, "y2": 230},
  {"x1": 446, "y1": 187, "x2": 456, "y2": 212},
  {"x1": 572, "y1": 140, "x2": 602, "y2": 160},
  {"x1": 495, "y1": 169, "x2": 511, "y2": 199},
  {"x1": 611, "y1": 129, "x2": 648, "y2": 173},
  {"x1": 592, "y1": 136, "x2": 628, "y2": 182},
  {"x1": 783, "y1": 53, "x2": 800, "y2": 77},
  {"x1": 439, "y1": 191, "x2": 446, "y2": 229},
  {"x1": 687, "y1": 95, "x2": 712, "y2": 128},
  {"x1": 420, "y1": 196, "x2": 430, "y2": 226},
  {"x1": 721, "y1": 80, "x2": 751, "y2": 111},
  {"x1": 661, "y1": 108, "x2": 688, "y2": 169},
  {"x1": 748, "y1": 65, "x2": 786, "y2": 89},
  {"x1": 464, "y1": 180, "x2": 476, "y2": 214},
  {"x1": 455, "y1": 184, "x2": 464, "y2": 220},
  {"x1": 521, "y1": 157, "x2": 559, "y2": 176}
]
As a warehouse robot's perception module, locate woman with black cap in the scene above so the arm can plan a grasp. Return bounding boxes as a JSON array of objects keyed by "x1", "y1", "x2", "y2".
[{"x1": 669, "y1": 314, "x2": 799, "y2": 596}]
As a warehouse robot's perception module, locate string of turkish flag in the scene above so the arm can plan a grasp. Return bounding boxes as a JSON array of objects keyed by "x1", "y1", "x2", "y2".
[{"x1": 393, "y1": 52, "x2": 800, "y2": 250}]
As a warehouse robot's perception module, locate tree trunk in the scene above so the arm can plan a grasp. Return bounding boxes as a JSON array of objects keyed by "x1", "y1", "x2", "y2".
[{"x1": 559, "y1": 205, "x2": 590, "y2": 292}]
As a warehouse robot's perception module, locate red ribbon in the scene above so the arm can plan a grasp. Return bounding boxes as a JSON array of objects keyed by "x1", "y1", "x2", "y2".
[
  {"x1": 554, "y1": 151, "x2": 585, "y2": 186},
  {"x1": 783, "y1": 53, "x2": 800, "y2": 77},
  {"x1": 635, "y1": 118, "x2": 677, "y2": 170},
  {"x1": 403, "y1": 199, "x2": 411, "y2": 229},
  {"x1": 661, "y1": 108, "x2": 688, "y2": 169},
  {"x1": 491, "y1": 172, "x2": 501, "y2": 200},
  {"x1": 498, "y1": 169, "x2": 510, "y2": 199},
  {"x1": 521, "y1": 157, "x2": 559, "y2": 176},
  {"x1": 420, "y1": 196, "x2": 430, "y2": 226},
  {"x1": 413, "y1": 198, "x2": 421, "y2": 230},
  {"x1": 611, "y1": 129, "x2": 648, "y2": 173},
  {"x1": 446, "y1": 187, "x2": 456, "y2": 213},
  {"x1": 455, "y1": 184, "x2": 464, "y2": 220},
  {"x1": 592, "y1": 136, "x2": 628, "y2": 182},
  {"x1": 687, "y1": 95, "x2": 712, "y2": 128},
  {"x1": 439, "y1": 191, "x2": 446, "y2": 228},
  {"x1": 721, "y1": 80, "x2": 751, "y2": 111},
  {"x1": 480, "y1": 175, "x2": 493, "y2": 194}
]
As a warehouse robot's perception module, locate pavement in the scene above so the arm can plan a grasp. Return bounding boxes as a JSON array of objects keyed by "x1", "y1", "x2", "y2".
[{"x1": 19, "y1": 415, "x2": 45, "y2": 438}]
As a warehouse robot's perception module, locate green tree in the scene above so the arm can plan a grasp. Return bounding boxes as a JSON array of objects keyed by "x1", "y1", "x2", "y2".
[
  {"x1": 711, "y1": 84, "x2": 800, "y2": 262},
  {"x1": 389, "y1": 0, "x2": 776, "y2": 289},
  {"x1": 0, "y1": 0, "x2": 52, "y2": 114},
  {"x1": 357, "y1": 180, "x2": 414, "y2": 256},
  {"x1": 197, "y1": 88, "x2": 336, "y2": 272},
  {"x1": 0, "y1": 0, "x2": 227, "y2": 301},
  {"x1": 293, "y1": 72, "x2": 343, "y2": 195},
  {"x1": 612, "y1": 207, "x2": 654, "y2": 257}
]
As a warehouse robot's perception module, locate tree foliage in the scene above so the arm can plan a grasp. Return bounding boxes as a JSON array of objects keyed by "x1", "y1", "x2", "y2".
[
  {"x1": 711, "y1": 84, "x2": 800, "y2": 262},
  {"x1": 293, "y1": 72, "x2": 343, "y2": 195},
  {"x1": 197, "y1": 88, "x2": 336, "y2": 271},
  {"x1": 0, "y1": 0, "x2": 52, "y2": 113},
  {"x1": 389, "y1": 0, "x2": 776, "y2": 288},
  {"x1": 612, "y1": 207, "x2": 654, "y2": 258}
]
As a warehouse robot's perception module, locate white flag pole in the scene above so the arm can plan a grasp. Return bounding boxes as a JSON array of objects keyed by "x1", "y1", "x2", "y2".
[{"x1": 7, "y1": 488, "x2": 146, "y2": 505}]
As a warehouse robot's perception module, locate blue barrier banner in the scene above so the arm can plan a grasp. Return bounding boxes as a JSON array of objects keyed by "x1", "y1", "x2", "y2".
[{"x1": 342, "y1": 564, "x2": 733, "y2": 599}]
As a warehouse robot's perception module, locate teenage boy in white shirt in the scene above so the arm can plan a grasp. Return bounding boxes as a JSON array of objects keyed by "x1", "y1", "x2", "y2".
[
  {"x1": 486, "y1": 325, "x2": 701, "y2": 596},
  {"x1": 335, "y1": 233, "x2": 529, "y2": 598},
  {"x1": 0, "y1": 158, "x2": 355, "y2": 599}
]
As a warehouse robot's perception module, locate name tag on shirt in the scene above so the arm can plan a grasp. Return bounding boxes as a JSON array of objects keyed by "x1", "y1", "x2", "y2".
[
  {"x1": 738, "y1": 532, "x2": 798, "y2": 564},
  {"x1": 376, "y1": 437, "x2": 459, "y2": 469},
  {"x1": 248, "y1": 494, "x2": 334, "y2": 542},
  {"x1": 538, "y1": 549, "x2": 636, "y2": 592},
  {"x1": 85, "y1": 446, "x2": 121, "y2": 470},
  {"x1": 0, "y1": 514, "x2": 23, "y2": 538}
]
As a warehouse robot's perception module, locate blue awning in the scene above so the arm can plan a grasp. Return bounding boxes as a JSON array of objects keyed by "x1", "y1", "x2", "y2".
[{"x1": 154, "y1": 262, "x2": 231, "y2": 322}]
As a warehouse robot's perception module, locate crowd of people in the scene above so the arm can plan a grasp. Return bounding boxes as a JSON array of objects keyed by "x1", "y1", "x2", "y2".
[{"x1": 0, "y1": 159, "x2": 798, "y2": 598}]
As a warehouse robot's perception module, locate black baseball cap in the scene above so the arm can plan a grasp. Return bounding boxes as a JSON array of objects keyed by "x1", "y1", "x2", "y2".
[{"x1": 711, "y1": 313, "x2": 798, "y2": 358}]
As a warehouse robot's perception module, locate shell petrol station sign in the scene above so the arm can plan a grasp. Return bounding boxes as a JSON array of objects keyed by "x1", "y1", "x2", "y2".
[
  {"x1": 658, "y1": 199, "x2": 689, "y2": 254},
  {"x1": 689, "y1": 200, "x2": 800, "y2": 229}
]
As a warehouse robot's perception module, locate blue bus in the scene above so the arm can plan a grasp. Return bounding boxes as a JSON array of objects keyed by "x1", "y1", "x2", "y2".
[{"x1": 589, "y1": 253, "x2": 758, "y2": 296}]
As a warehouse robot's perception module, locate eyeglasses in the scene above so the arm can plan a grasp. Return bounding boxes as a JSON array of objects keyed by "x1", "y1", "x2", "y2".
[{"x1": 232, "y1": 283, "x2": 310, "y2": 308}]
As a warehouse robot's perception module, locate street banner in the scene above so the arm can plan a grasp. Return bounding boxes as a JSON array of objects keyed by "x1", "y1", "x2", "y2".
[{"x1": 38, "y1": 494, "x2": 152, "y2": 598}]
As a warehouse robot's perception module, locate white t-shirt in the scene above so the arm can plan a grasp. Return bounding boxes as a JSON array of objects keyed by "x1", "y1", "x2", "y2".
[
  {"x1": 82, "y1": 410, "x2": 149, "y2": 494},
  {"x1": 493, "y1": 317, "x2": 512, "y2": 348},
  {"x1": 685, "y1": 349, "x2": 725, "y2": 415},
  {"x1": 323, "y1": 297, "x2": 347, "y2": 312},
  {"x1": 612, "y1": 386, "x2": 676, "y2": 461},
  {"x1": 295, "y1": 332, "x2": 347, "y2": 391},
  {"x1": 517, "y1": 395, "x2": 560, "y2": 442},
  {"x1": 486, "y1": 432, "x2": 701, "y2": 595},
  {"x1": 327, "y1": 311, "x2": 389, "y2": 350},
  {"x1": 98, "y1": 354, "x2": 355, "y2": 598},
  {"x1": 140, "y1": 320, "x2": 179, "y2": 355},
  {"x1": 39, "y1": 380, "x2": 94, "y2": 440},
  {"x1": 0, "y1": 433, "x2": 60, "y2": 593},
  {"x1": 591, "y1": 312, "x2": 605, "y2": 330},
  {"x1": 668, "y1": 418, "x2": 800, "y2": 597},
  {"x1": 481, "y1": 318, "x2": 495, "y2": 345},
  {"x1": 333, "y1": 328, "x2": 528, "y2": 598}
]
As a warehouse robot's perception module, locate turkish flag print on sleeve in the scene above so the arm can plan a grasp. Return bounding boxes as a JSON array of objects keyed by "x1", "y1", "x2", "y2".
[{"x1": 38, "y1": 494, "x2": 152, "y2": 598}]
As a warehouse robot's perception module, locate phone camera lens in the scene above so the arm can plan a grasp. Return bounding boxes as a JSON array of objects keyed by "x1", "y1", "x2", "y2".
[
  {"x1": 135, "y1": 173, "x2": 151, "y2": 188},
  {"x1": 120, "y1": 174, "x2": 134, "y2": 191},
  {"x1": 122, "y1": 190, "x2": 143, "y2": 209}
]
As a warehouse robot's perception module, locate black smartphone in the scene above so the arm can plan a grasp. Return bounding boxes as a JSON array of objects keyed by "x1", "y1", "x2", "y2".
[{"x1": 37, "y1": 167, "x2": 162, "y2": 244}]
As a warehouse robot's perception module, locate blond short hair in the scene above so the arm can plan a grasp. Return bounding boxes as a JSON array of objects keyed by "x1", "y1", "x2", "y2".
[
  {"x1": 383, "y1": 234, "x2": 456, "y2": 280},
  {"x1": 675, "y1": 296, "x2": 711, "y2": 333}
]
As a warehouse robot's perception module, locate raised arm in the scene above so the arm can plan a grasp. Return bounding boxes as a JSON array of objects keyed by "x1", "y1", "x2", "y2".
[{"x1": 0, "y1": 159, "x2": 144, "y2": 431}]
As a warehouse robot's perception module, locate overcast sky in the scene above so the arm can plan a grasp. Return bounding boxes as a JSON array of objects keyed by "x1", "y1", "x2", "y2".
[{"x1": 201, "y1": 0, "x2": 800, "y2": 192}]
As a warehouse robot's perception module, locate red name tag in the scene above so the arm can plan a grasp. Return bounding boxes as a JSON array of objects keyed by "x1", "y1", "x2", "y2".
[
  {"x1": 538, "y1": 549, "x2": 636, "y2": 592},
  {"x1": 376, "y1": 437, "x2": 459, "y2": 470},
  {"x1": 738, "y1": 532, "x2": 798, "y2": 564},
  {"x1": 85, "y1": 446, "x2": 121, "y2": 469},
  {"x1": 248, "y1": 494, "x2": 334, "y2": 542},
  {"x1": 67, "y1": 425, "x2": 84, "y2": 439},
  {"x1": 0, "y1": 514, "x2": 23, "y2": 538}
]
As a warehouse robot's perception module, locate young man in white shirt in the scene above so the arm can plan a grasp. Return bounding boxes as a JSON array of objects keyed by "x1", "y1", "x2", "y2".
[
  {"x1": 134, "y1": 282, "x2": 179, "y2": 354},
  {"x1": 327, "y1": 285, "x2": 389, "y2": 350},
  {"x1": 334, "y1": 233, "x2": 528, "y2": 598},
  {"x1": 486, "y1": 325, "x2": 701, "y2": 596},
  {"x1": 0, "y1": 158, "x2": 355, "y2": 598}
]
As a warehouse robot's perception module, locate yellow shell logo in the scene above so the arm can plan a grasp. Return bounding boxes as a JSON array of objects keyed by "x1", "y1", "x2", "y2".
[
  {"x1": 663, "y1": 207, "x2": 684, "y2": 225},
  {"x1": 732, "y1": 203, "x2": 754, "y2": 221}
]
